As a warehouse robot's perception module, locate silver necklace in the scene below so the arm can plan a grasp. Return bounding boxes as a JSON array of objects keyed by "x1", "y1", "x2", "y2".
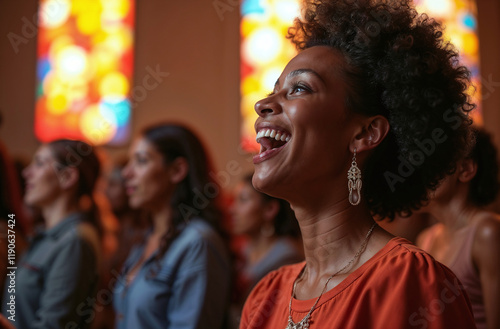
[{"x1": 286, "y1": 223, "x2": 377, "y2": 329}]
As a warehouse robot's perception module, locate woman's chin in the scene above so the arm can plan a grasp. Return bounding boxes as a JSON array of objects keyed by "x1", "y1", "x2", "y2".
[
  {"x1": 251, "y1": 172, "x2": 269, "y2": 194},
  {"x1": 24, "y1": 193, "x2": 47, "y2": 208},
  {"x1": 251, "y1": 173, "x2": 285, "y2": 200},
  {"x1": 128, "y1": 197, "x2": 143, "y2": 210}
]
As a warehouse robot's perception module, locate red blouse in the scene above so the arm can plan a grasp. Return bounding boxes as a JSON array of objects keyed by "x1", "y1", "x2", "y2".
[{"x1": 240, "y1": 237, "x2": 476, "y2": 329}]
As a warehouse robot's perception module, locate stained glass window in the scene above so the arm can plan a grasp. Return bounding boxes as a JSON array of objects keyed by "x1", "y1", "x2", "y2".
[
  {"x1": 35, "y1": 0, "x2": 135, "y2": 145},
  {"x1": 240, "y1": 0, "x2": 299, "y2": 152}
]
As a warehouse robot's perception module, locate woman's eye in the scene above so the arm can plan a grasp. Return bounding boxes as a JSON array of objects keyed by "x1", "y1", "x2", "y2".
[
  {"x1": 136, "y1": 157, "x2": 148, "y2": 164},
  {"x1": 291, "y1": 84, "x2": 309, "y2": 94},
  {"x1": 34, "y1": 159, "x2": 43, "y2": 167}
]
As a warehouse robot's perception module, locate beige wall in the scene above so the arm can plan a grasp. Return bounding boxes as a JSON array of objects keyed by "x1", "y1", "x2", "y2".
[
  {"x1": 0, "y1": 0, "x2": 39, "y2": 155},
  {"x1": 0, "y1": 0, "x2": 499, "y2": 200},
  {"x1": 477, "y1": 0, "x2": 500, "y2": 212}
]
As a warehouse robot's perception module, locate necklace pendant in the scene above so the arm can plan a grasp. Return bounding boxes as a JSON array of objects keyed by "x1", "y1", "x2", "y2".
[{"x1": 286, "y1": 315, "x2": 310, "y2": 329}]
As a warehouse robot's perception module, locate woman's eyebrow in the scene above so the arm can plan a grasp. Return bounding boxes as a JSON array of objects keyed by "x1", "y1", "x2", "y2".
[
  {"x1": 274, "y1": 68, "x2": 325, "y2": 90},
  {"x1": 287, "y1": 68, "x2": 323, "y2": 82}
]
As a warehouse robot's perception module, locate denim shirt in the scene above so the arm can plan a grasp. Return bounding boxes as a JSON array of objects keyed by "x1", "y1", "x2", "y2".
[
  {"x1": 113, "y1": 219, "x2": 231, "y2": 329},
  {"x1": 1, "y1": 212, "x2": 100, "y2": 329}
]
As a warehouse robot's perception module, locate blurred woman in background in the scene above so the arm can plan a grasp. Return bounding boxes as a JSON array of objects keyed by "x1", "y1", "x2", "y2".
[
  {"x1": 418, "y1": 127, "x2": 500, "y2": 329},
  {"x1": 91, "y1": 158, "x2": 149, "y2": 329},
  {"x1": 230, "y1": 173, "x2": 302, "y2": 328},
  {"x1": 105, "y1": 158, "x2": 148, "y2": 272},
  {"x1": 113, "y1": 123, "x2": 231, "y2": 329},
  {"x1": 232, "y1": 173, "x2": 302, "y2": 299},
  {"x1": 1, "y1": 139, "x2": 101, "y2": 329}
]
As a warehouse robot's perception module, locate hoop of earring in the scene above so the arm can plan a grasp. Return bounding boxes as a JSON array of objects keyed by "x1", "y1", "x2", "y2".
[{"x1": 348, "y1": 148, "x2": 362, "y2": 206}]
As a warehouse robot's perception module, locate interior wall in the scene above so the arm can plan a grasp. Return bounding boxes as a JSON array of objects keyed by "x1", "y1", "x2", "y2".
[
  {"x1": 477, "y1": 0, "x2": 500, "y2": 212},
  {"x1": 0, "y1": 0, "x2": 39, "y2": 157},
  {"x1": 0, "y1": 0, "x2": 253, "y2": 191}
]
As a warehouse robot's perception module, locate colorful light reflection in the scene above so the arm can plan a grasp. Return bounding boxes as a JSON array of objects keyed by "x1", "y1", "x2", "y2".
[
  {"x1": 240, "y1": 0, "x2": 481, "y2": 152},
  {"x1": 240, "y1": 0, "x2": 299, "y2": 152},
  {"x1": 35, "y1": 0, "x2": 135, "y2": 146},
  {"x1": 415, "y1": 0, "x2": 482, "y2": 125}
]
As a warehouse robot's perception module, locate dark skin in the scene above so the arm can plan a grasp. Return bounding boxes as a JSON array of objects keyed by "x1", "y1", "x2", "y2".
[
  {"x1": 417, "y1": 158, "x2": 500, "y2": 329},
  {"x1": 252, "y1": 46, "x2": 394, "y2": 299}
]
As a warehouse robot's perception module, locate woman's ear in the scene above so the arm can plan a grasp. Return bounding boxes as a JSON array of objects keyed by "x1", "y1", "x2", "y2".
[
  {"x1": 457, "y1": 158, "x2": 477, "y2": 183},
  {"x1": 58, "y1": 166, "x2": 79, "y2": 190},
  {"x1": 169, "y1": 157, "x2": 189, "y2": 184},
  {"x1": 350, "y1": 115, "x2": 390, "y2": 153}
]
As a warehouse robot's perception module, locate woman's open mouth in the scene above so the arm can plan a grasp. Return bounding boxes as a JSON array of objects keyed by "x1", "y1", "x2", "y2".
[{"x1": 253, "y1": 128, "x2": 291, "y2": 164}]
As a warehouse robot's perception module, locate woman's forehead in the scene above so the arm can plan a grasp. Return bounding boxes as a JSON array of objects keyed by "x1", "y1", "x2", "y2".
[{"x1": 281, "y1": 46, "x2": 345, "y2": 81}]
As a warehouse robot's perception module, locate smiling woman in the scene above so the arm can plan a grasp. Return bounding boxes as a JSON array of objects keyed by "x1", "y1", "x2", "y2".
[{"x1": 240, "y1": 0, "x2": 477, "y2": 329}]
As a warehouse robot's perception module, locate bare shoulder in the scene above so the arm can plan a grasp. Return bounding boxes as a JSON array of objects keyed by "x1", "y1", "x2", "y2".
[
  {"x1": 472, "y1": 212, "x2": 500, "y2": 264},
  {"x1": 474, "y1": 212, "x2": 500, "y2": 245}
]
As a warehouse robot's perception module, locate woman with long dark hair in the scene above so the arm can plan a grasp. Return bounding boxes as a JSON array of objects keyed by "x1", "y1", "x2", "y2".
[
  {"x1": 113, "y1": 123, "x2": 230, "y2": 329},
  {"x1": 1, "y1": 139, "x2": 101, "y2": 329}
]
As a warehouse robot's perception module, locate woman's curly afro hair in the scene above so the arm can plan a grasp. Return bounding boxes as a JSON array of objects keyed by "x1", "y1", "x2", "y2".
[{"x1": 288, "y1": 0, "x2": 474, "y2": 220}]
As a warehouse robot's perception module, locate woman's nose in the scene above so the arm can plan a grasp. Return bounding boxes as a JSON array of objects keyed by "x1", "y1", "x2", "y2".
[
  {"x1": 22, "y1": 164, "x2": 31, "y2": 179},
  {"x1": 254, "y1": 95, "x2": 282, "y2": 117},
  {"x1": 121, "y1": 162, "x2": 132, "y2": 179}
]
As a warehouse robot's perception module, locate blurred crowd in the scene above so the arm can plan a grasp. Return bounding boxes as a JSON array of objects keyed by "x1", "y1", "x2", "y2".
[{"x1": 0, "y1": 121, "x2": 304, "y2": 329}]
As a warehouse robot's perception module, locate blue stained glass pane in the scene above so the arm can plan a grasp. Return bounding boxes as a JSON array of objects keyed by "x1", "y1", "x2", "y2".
[
  {"x1": 462, "y1": 13, "x2": 476, "y2": 30},
  {"x1": 109, "y1": 124, "x2": 130, "y2": 145},
  {"x1": 100, "y1": 98, "x2": 131, "y2": 126},
  {"x1": 37, "y1": 57, "x2": 51, "y2": 81},
  {"x1": 241, "y1": 0, "x2": 265, "y2": 16}
]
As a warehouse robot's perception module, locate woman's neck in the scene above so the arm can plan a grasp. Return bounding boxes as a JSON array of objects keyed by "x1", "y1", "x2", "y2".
[
  {"x1": 433, "y1": 200, "x2": 478, "y2": 232},
  {"x1": 428, "y1": 188, "x2": 477, "y2": 231},
  {"x1": 42, "y1": 197, "x2": 79, "y2": 229},
  {"x1": 291, "y1": 197, "x2": 382, "y2": 281},
  {"x1": 151, "y1": 205, "x2": 172, "y2": 237}
]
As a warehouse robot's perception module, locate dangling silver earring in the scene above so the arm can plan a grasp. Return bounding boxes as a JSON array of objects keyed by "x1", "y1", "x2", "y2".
[{"x1": 348, "y1": 148, "x2": 362, "y2": 206}]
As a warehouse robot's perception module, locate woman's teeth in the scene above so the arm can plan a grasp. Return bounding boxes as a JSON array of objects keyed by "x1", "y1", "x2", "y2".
[{"x1": 256, "y1": 129, "x2": 291, "y2": 142}]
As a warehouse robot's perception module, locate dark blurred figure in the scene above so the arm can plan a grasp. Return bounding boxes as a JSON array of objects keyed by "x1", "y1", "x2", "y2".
[
  {"x1": 0, "y1": 143, "x2": 29, "y2": 305},
  {"x1": 13, "y1": 157, "x2": 29, "y2": 198},
  {"x1": 417, "y1": 127, "x2": 500, "y2": 329},
  {"x1": 230, "y1": 173, "x2": 303, "y2": 324},
  {"x1": 91, "y1": 158, "x2": 148, "y2": 329},
  {"x1": 1, "y1": 139, "x2": 101, "y2": 329},
  {"x1": 379, "y1": 212, "x2": 434, "y2": 243},
  {"x1": 0, "y1": 110, "x2": 29, "y2": 307},
  {"x1": 105, "y1": 158, "x2": 148, "y2": 271}
]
